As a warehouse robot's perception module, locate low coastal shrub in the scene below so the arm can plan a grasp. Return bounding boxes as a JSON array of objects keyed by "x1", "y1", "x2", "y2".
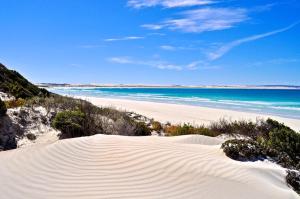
[
  {"x1": 40, "y1": 95, "x2": 152, "y2": 138},
  {"x1": 151, "y1": 121, "x2": 163, "y2": 131},
  {"x1": 164, "y1": 124, "x2": 217, "y2": 137},
  {"x1": 221, "y1": 125, "x2": 300, "y2": 195},
  {"x1": 210, "y1": 119, "x2": 264, "y2": 138},
  {"x1": 52, "y1": 110, "x2": 86, "y2": 139},
  {"x1": 134, "y1": 122, "x2": 151, "y2": 136},
  {"x1": 26, "y1": 133, "x2": 37, "y2": 141},
  {"x1": 0, "y1": 99, "x2": 7, "y2": 116},
  {"x1": 221, "y1": 139, "x2": 266, "y2": 161},
  {"x1": 222, "y1": 138, "x2": 298, "y2": 170},
  {"x1": 266, "y1": 128, "x2": 300, "y2": 163},
  {"x1": 5, "y1": 98, "x2": 26, "y2": 109},
  {"x1": 286, "y1": 170, "x2": 300, "y2": 194}
]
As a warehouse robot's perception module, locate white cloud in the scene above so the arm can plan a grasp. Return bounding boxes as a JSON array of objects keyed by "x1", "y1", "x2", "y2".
[
  {"x1": 142, "y1": 8, "x2": 248, "y2": 33},
  {"x1": 108, "y1": 56, "x2": 183, "y2": 70},
  {"x1": 160, "y1": 45, "x2": 177, "y2": 51},
  {"x1": 141, "y1": 24, "x2": 164, "y2": 30},
  {"x1": 160, "y1": 45, "x2": 198, "y2": 51},
  {"x1": 128, "y1": 0, "x2": 215, "y2": 9},
  {"x1": 108, "y1": 57, "x2": 133, "y2": 64},
  {"x1": 104, "y1": 36, "x2": 144, "y2": 42},
  {"x1": 208, "y1": 22, "x2": 299, "y2": 60},
  {"x1": 108, "y1": 56, "x2": 218, "y2": 70}
]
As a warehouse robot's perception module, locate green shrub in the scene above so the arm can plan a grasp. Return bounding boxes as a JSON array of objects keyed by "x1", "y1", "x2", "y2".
[
  {"x1": 210, "y1": 119, "x2": 259, "y2": 138},
  {"x1": 0, "y1": 98, "x2": 7, "y2": 116},
  {"x1": 52, "y1": 110, "x2": 86, "y2": 139},
  {"x1": 151, "y1": 121, "x2": 163, "y2": 131},
  {"x1": 267, "y1": 128, "x2": 300, "y2": 162},
  {"x1": 221, "y1": 139, "x2": 266, "y2": 161},
  {"x1": 286, "y1": 170, "x2": 300, "y2": 194},
  {"x1": 134, "y1": 122, "x2": 151, "y2": 136}
]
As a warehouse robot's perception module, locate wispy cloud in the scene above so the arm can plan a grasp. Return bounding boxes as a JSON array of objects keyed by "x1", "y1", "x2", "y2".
[
  {"x1": 109, "y1": 57, "x2": 134, "y2": 64},
  {"x1": 108, "y1": 56, "x2": 183, "y2": 70},
  {"x1": 208, "y1": 22, "x2": 299, "y2": 60},
  {"x1": 104, "y1": 36, "x2": 144, "y2": 42},
  {"x1": 160, "y1": 45, "x2": 198, "y2": 51},
  {"x1": 108, "y1": 56, "x2": 218, "y2": 70},
  {"x1": 160, "y1": 45, "x2": 177, "y2": 51},
  {"x1": 128, "y1": 0, "x2": 215, "y2": 9},
  {"x1": 142, "y1": 8, "x2": 248, "y2": 33}
]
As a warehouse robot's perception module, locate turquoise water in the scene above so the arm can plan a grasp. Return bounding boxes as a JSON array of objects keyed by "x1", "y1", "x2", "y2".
[{"x1": 49, "y1": 87, "x2": 300, "y2": 119}]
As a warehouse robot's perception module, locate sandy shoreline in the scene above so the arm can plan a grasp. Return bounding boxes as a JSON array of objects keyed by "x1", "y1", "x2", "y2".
[{"x1": 77, "y1": 96, "x2": 300, "y2": 131}]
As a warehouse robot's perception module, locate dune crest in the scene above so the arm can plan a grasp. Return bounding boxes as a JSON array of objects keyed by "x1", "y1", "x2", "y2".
[{"x1": 0, "y1": 134, "x2": 298, "y2": 199}]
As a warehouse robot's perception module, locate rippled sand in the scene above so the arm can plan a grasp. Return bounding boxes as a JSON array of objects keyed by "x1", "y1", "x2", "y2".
[{"x1": 0, "y1": 134, "x2": 298, "y2": 199}]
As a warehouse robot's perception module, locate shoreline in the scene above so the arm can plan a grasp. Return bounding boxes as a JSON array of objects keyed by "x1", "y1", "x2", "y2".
[
  {"x1": 76, "y1": 96, "x2": 300, "y2": 131},
  {"x1": 45, "y1": 85, "x2": 300, "y2": 90}
]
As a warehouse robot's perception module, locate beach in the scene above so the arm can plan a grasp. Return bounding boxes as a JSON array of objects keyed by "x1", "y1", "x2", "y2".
[
  {"x1": 79, "y1": 96, "x2": 300, "y2": 131},
  {"x1": 0, "y1": 134, "x2": 298, "y2": 199}
]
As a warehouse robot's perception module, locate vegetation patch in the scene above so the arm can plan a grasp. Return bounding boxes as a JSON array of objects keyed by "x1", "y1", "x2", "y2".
[
  {"x1": 5, "y1": 98, "x2": 26, "y2": 109},
  {"x1": 0, "y1": 99, "x2": 7, "y2": 116},
  {"x1": 0, "y1": 63, "x2": 50, "y2": 99},
  {"x1": 151, "y1": 121, "x2": 163, "y2": 132},
  {"x1": 164, "y1": 123, "x2": 217, "y2": 137},
  {"x1": 286, "y1": 170, "x2": 300, "y2": 194},
  {"x1": 220, "y1": 120, "x2": 300, "y2": 195},
  {"x1": 134, "y1": 122, "x2": 151, "y2": 136},
  {"x1": 221, "y1": 139, "x2": 266, "y2": 161},
  {"x1": 52, "y1": 110, "x2": 86, "y2": 139}
]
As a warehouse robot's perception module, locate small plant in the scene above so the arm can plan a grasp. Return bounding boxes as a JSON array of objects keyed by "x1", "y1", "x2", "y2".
[
  {"x1": 221, "y1": 139, "x2": 266, "y2": 161},
  {"x1": 26, "y1": 133, "x2": 37, "y2": 141},
  {"x1": 5, "y1": 98, "x2": 26, "y2": 109},
  {"x1": 151, "y1": 121, "x2": 163, "y2": 131},
  {"x1": 52, "y1": 110, "x2": 86, "y2": 139},
  {"x1": 0, "y1": 98, "x2": 7, "y2": 116},
  {"x1": 164, "y1": 123, "x2": 217, "y2": 137}
]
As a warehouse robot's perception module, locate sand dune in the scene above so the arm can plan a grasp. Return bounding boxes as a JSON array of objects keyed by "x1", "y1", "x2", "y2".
[
  {"x1": 79, "y1": 96, "x2": 300, "y2": 131},
  {"x1": 0, "y1": 134, "x2": 298, "y2": 199}
]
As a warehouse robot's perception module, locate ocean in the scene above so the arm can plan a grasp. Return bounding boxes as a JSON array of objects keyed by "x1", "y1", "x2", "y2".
[{"x1": 49, "y1": 87, "x2": 300, "y2": 120}]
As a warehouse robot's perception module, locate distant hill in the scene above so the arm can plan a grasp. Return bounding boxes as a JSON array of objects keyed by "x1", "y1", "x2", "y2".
[{"x1": 0, "y1": 63, "x2": 49, "y2": 98}]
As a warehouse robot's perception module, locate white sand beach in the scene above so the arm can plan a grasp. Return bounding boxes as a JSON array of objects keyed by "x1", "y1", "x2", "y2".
[
  {"x1": 79, "y1": 96, "x2": 300, "y2": 131},
  {"x1": 0, "y1": 134, "x2": 298, "y2": 199}
]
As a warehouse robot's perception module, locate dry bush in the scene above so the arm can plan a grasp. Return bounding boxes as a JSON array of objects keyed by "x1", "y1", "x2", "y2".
[
  {"x1": 164, "y1": 123, "x2": 217, "y2": 137},
  {"x1": 5, "y1": 98, "x2": 26, "y2": 109}
]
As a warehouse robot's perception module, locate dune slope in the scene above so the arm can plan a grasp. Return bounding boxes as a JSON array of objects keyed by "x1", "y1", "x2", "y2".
[{"x1": 0, "y1": 135, "x2": 298, "y2": 199}]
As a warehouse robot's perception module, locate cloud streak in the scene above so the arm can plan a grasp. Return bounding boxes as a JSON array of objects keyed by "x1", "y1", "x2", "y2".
[
  {"x1": 104, "y1": 36, "x2": 144, "y2": 42},
  {"x1": 208, "y1": 22, "x2": 299, "y2": 60},
  {"x1": 108, "y1": 56, "x2": 183, "y2": 70},
  {"x1": 128, "y1": 0, "x2": 215, "y2": 9},
  {"x1": 142, "y1": 8, "x2": 248, "y2": 33},
  {"x1": 108, "y1": 56, "x2": 219, "y2": 70}
]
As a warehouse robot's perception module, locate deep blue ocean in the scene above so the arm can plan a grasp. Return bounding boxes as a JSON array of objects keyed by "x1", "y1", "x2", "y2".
[{"x1": 49, "y1": 87, "x2": 300, "y2": 119}]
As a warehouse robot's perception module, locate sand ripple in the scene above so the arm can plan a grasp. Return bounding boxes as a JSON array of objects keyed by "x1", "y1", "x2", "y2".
[{"x1": 0, "y1": 135, "x2": 298, "y2": 199}]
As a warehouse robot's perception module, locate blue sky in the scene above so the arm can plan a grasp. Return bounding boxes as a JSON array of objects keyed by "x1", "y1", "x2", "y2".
[{"x1": 0, "y1": 0, "x2": 299, "y2": 85}]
